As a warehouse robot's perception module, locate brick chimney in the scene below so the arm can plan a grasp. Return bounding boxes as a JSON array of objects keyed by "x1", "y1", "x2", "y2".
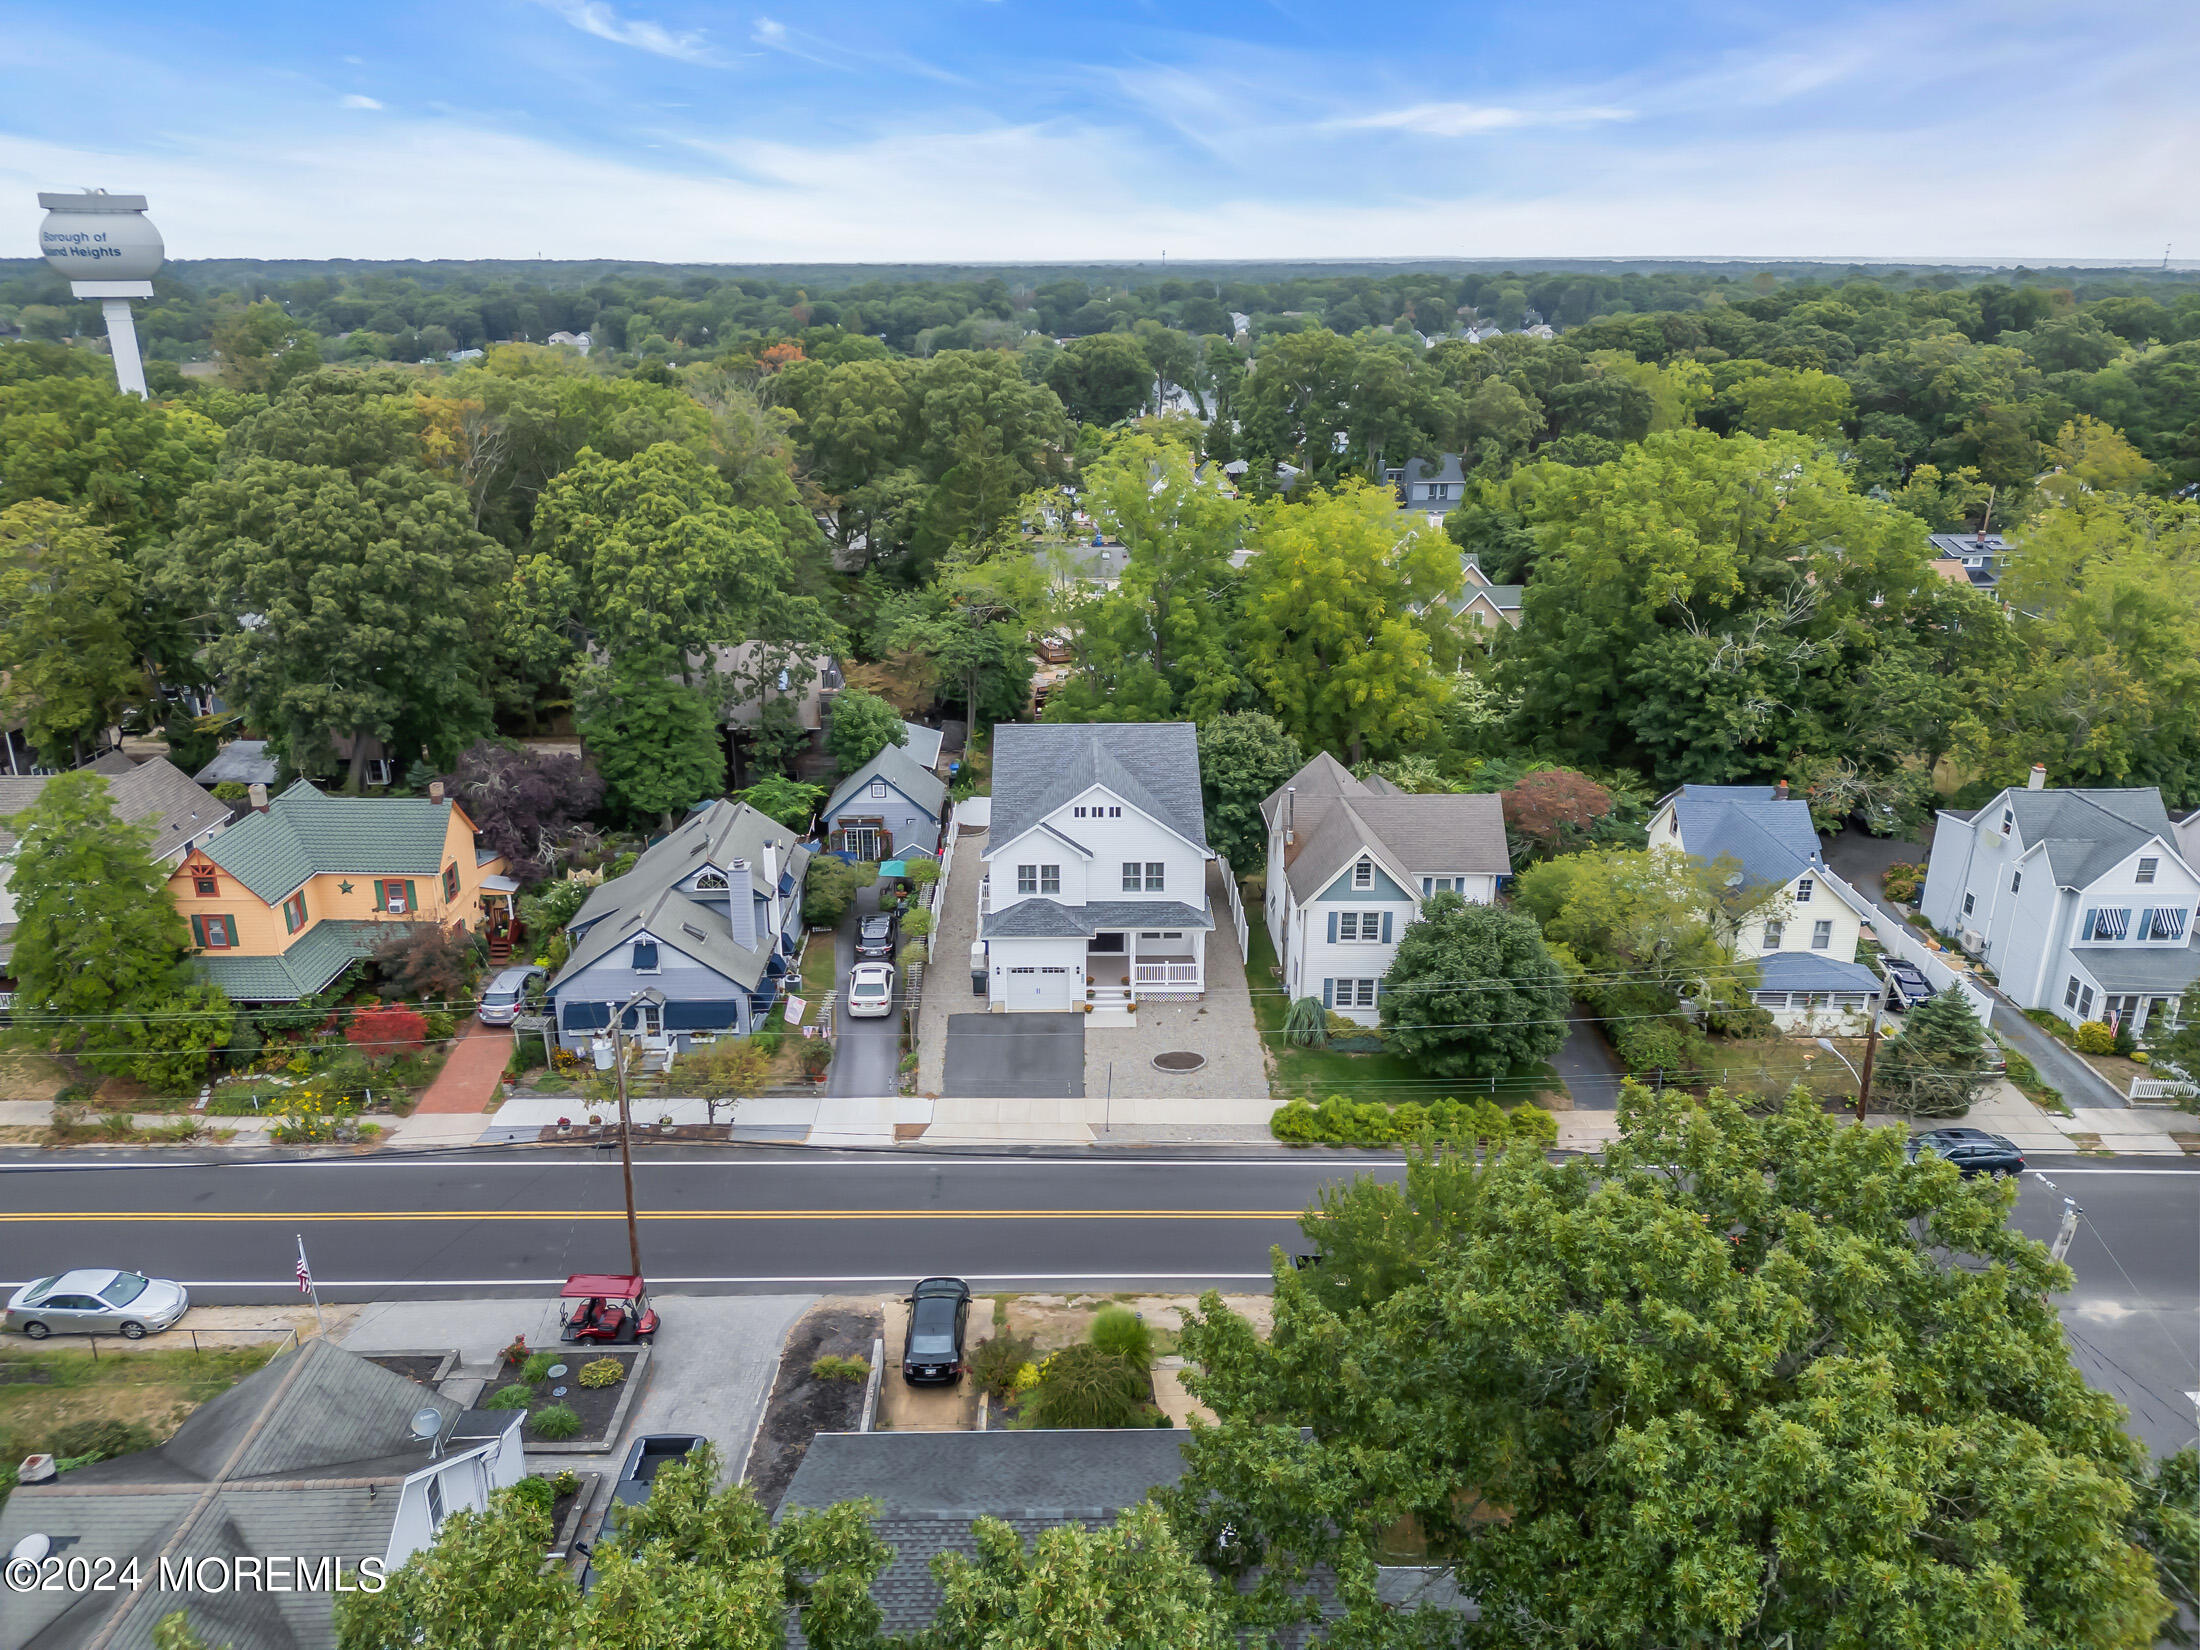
[
  {"x1": 1284, "y1": 786, "x2": 1296, "y2": 846},
  {"x1": 429, "y1": 780, "x2": 446, "y2": 805},
  {"x1": 2027, "y1": 764, "x2": 2047, "y2": 791},
  {"x1": 1775, "y1": 779, "x2": 1789, "y2": 800},
  {"x1": 247, "y1": 783, "x2": 269, "y2": 813}
]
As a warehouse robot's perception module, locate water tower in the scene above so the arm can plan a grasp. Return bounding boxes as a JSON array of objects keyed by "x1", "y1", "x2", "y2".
[{"x1": 37, "y1": 189, "x2": 164, "y2": 397}]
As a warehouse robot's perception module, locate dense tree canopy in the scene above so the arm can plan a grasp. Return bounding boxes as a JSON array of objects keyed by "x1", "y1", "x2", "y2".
[{"x1": 1378, "y1": 893, "x2": 1571, "y2": 1079}]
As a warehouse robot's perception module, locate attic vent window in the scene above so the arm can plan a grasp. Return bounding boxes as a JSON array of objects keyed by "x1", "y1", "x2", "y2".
[
  {"x1": 694, "y1": 872, "x2": 728, "y2": 891},
  {"x1": 1352, "y1": 858, "x2": 1374, "y2": 890},
  {"x1": 682, "y1": 922, "x2": 708, "y2": 941}
]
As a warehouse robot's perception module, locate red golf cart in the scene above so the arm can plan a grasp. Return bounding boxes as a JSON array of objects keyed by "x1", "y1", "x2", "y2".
[{"x1": 557, "y1": 1274, "x2": 659, "y2": 1345}]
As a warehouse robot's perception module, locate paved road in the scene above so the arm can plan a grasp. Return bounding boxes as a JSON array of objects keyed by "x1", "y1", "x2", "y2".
[
  {"x1": 1823, "y1": 827, "x2": 2127, "y2": 1109},
  {"x1": 827, "y1": 882, "x2": 900, "y2": 1098},
  {"x1": 4, "y1": 1151, "x2": 2191, "y2": 1452},
  {"x1": 1552, "y1": 1011, "x2": 1626, "y2": 1110}
]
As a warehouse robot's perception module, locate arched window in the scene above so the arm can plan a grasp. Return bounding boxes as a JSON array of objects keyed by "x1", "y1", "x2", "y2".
[{"x1": 694, "y1": 871, "x2": 728, "y2": 892}]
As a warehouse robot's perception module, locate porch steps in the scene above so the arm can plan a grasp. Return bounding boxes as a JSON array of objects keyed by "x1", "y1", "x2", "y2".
[{"x1": 1088, "y1": 1006, "x2": 1136, "y2": 1028}]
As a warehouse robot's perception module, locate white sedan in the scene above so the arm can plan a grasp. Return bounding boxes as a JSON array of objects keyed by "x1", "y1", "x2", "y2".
[{"x1": 847, "y1": 963, "x2": 897, "y2": 1018}]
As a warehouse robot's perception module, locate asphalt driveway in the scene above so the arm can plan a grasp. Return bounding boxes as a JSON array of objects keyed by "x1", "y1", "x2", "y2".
[
  {"x1": 942, "y1": 1012, "x2": 1085, "y2": 1099},
  {"x1": 829, "y1": 882, "x2": 901, "y2": 1098},
  {"x1": 1552, "y1": 1010, "x2": 1627, "y2": 1110}
]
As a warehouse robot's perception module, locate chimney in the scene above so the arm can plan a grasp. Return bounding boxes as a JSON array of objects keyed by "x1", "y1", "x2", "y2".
[
  {"x1": 1284, "y1": 786, "x2": 1296, "y2": 845},
  {"x1": 248, "y1": 783, "x2": 269, "y2": 813},
  {"x1": 429, "y1": 780, "x2": 446, "y2": 805},
  {"x1": 1775, "y1": 779, "x2": 1788, "y2": 800},
  {"x1": 2027, "y1": 764, "x2": 2047, "y2": 791}
]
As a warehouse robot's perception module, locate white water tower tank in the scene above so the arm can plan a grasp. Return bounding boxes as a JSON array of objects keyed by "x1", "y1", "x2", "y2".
[{"x1": 38, "y1": 190, "x2": 164, "y2": 280}]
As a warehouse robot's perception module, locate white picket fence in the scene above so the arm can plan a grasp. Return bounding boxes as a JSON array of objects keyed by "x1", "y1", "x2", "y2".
[
  {"x1": 926, "y1": 826, "x2": 959, "y2": 962},
  {"x1": 2131, "y1": 1076, "x2": 2198, "y2": 1103},
  {"x1": 1819, "y1": 865, "x2": 1996, "y2": 1024},
  {"x1": 1219, "y1": 866, "x2": 1251, "y2": 963}
]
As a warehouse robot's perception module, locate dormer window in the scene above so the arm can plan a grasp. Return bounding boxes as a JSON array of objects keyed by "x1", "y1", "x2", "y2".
[
  {"x1": 694, "y1": 871, "x2": 727, "y2": 892},
  {"x1": 1353, "y1": 858, "x2": 1374, "y2": 891},
  {"x1": 2137, "y1": 857, "x2": 2158, "y2": 884}
]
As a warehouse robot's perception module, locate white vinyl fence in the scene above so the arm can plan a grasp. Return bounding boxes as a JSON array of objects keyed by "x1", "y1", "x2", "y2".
[
  {"x1": 1819, "y1": 865, "x2": 1996, "y2": 1025},
  {"x1": 1219, "y1": 866, "x2": 1251, "y2": 963}
]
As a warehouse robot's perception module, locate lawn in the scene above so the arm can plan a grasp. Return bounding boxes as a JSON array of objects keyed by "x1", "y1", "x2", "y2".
[
  {"x1": 0, "y1": 1344, "x2": 281, "y2": 1473},
  {"x1": 1243, "y1": 896, "x2": 1563, "y2": 1107},
  {"x1": 1692, "y1": 1034, "x2": 1874, "y2": 1105}
]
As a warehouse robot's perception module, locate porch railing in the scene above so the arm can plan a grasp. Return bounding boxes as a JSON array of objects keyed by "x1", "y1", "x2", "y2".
[{"x1": 1133, "y1": 961, "x2": 1200, "y2": 987}]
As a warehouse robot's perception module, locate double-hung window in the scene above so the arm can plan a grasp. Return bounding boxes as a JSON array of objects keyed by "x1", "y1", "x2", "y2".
[
  {"x1": 2136, "y1": 856, "x2": 2158, "y2": 884},
  {"x1": 1811, "y1": 919, "x2": 1834, "y2": 950},
  {"x1": 1352, "y1": 858, "x2": 1374, "y2": 891},
  {"x1": 379, "y1": 879, "x2": 412, "y2": 914},
  {"x1": 442, "y1": 862, "x2": 461, "y2": 901},
  {"x1": 281, "y1": 890, "x2": 308, "y2": 934},
  {"x1": 2147, "y1": 907, "x2": 2188, "y2": 941},
  {"x1": 192, "y1": 913, "x2": 236, "y2": 950},
  {"x1": 1121, "y1": 862, "x2": 1142, "y2": 892},
  {"x1": 1337, "y1": 910, "x2": 1388, "y2": 943},
  {"x1": 1794, "y1": 877, "x2": 1814, "y2": 904},
  {"x1": 1762, "y1": 920, "x2": 1785, "y2": 950},
  {"x1": 1018, "y1": 864, "x2": 1061, "y2": 896},
  {"x1": 2086, "y1": 908, "x2": 2131, "y2": 941},
  {"x1": 1327, "y1": 977, "x2": 1379, "y2": 1010},
  {"x1": 1122, "y1": 861, "x2": 1165, "y2": 892}
]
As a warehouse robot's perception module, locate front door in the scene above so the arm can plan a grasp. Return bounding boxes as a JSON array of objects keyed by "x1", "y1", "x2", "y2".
[{"x1": 630, "y1": 1003, "x2": 668, "y2": 1050}]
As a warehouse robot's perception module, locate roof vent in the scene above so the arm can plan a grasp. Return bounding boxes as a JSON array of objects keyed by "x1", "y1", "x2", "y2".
[{"x1": 682, "y1": 922, "x2": 707, "y2": 941}]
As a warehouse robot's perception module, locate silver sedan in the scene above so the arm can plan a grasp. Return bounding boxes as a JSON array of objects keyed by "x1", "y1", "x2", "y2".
[{"x1": 4, "y1": 1270, "x2": 190, "y2": 1340}]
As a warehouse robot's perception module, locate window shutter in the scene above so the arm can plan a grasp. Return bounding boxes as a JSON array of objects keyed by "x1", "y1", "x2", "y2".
[
  {"x1": 373, "y1": 882, "x2": 386, "y2": 912},
  {"x1": 405, "y1": 880, "x2": 419, "y2": 913},
  {"x1": 1322, "y1": 978, "x2": 1334, "y2": 1009},
  {"x1": 2137, "y1": 908, "x2": 2152, "y2": 941},
  {"x1": 1381, "y1": 911, "x2": 1393, "y2": 943},
  {"x1": 1327, "y1": 911, "x2": 1338, "y2": 943},
  {"x1": 190, "y1": 915, "x2": 206, "y2": 947},
  {"x1": 2081, "y1": 907, "x2": 2095, "y2": 940}
]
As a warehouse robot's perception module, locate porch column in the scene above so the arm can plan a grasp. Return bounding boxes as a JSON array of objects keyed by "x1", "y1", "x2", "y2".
[{"x1": 1193, "y1": 927, "x2": 1207, "y2": 990}]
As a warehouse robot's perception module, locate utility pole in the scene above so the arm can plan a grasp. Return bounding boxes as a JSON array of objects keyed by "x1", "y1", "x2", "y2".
[
  {"x1": 604, "y1": 988, "x2": 662, "y2": 1279},
  {"x1": 2050, "y1": 1197, "x2": 2081, "y2": 1264},
  {"x1": 1856, "y1": 983, "x2": 1885, "y2": 1121}
]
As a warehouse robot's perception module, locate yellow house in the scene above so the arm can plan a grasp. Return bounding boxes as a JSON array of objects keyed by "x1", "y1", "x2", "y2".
[{"x1": 171, "y1": 781, "x2": 508, "y2": 1001}]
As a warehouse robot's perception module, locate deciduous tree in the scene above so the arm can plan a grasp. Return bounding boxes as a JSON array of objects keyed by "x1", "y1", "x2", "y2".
[
  {"x1": 444, "y1": 740, "x2": 605, "y2": 881},
  {"x1": 1196, "y1": 711, "x2": 1303, "y2": 875},
  {"x1": 825, "y1": 687, "x2": 906, "y2": 775},
  {"x1": 1379, "y1": 893, "x2": 1570, "y2": 1079},
  {"x1": 0, "y1": 502, "x2": 147, "y2": 767},
  {"x1": 574, "y1": 647, "x2": 726, "y2": 828}
]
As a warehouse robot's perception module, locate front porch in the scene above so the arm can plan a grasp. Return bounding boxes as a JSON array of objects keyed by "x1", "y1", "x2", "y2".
[{"x1": 1082, "y1": 931, "x2": 1204, "y2": 1011}]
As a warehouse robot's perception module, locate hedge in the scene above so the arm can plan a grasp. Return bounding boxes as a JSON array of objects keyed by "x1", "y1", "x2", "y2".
[{"x1": 1271, "y1": 1094, "x2": 1557, "y2": 1149}]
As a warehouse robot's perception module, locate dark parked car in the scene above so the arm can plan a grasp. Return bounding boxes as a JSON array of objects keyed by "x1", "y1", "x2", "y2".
[
  {"x1": 1905, "y1": 1127, "x2": 2024, "y2": 1178},
  {"x1": 579, "y1": 1433, "x2": 706, "y2": 1591},
  {"x1": 902, "y1": 1276, "x2": 971, "y2": 1385},
  {"x1": 856, "y1": 913, "x2": 898, "y2": 961},
  {"x1": 1880, "y1": 958, "x2": 1935, "y2": 1011}
]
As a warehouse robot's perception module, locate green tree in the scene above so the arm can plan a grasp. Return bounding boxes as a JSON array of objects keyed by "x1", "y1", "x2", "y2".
[
  {"x1": 1379, "y1": 893, "x2": 1570, "y2": 1079},
  {"x1": 1725, "y1": 364, "x2": 1856, "y2": 437},
  {"x1": 1238, "y1": 481, "x2": 1461, "y2": 763},
  {"x1": 804, "y1": 853, "x2": 860, "y2": 928},
  {"x1": 736, "y1": 773, "x2": 824, "y2": 831},
  {"x1": 210, "y1": 298, "x2": 323, "y2": 394},
  {"x1": 0, "y1": 502, "x2": 147, "y2": 767},
  {"x1": 1045, "y1": 332, "x2": 1155, "y2": 425},
  {"x1": 575, "y1": 647, "x2": 725, "y2": 828},
  {"x1": 1196, "y1": 711, "x2": 1303, "y2": 875},
  {"x1": 929, "y1": 1502, "x2": 1237, "y2": 1650},
  {"x1": 1875, "y1": 986, "x2": 1995, "y2": 1117},
  {"x1": 5, "y1": 771, "x2": 192, "y2": 1029},
  {"x1": 0, "y1": 375, "x2": 223, "y2": 550},
  {"x1": 113, "y1": 983, "x2": 237, "y2": 1092},
  {"x1": 1168, "y1": 1090, "x2": 2172, "y2": 1649},
  {"x1": 825, "y1": 686, "x2": 907, "y2": 775}
]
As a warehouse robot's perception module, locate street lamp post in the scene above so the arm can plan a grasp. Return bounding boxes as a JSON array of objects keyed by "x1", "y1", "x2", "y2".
[{"x1": 603, "y1": 988, "x2": 665, "y2": 1278}]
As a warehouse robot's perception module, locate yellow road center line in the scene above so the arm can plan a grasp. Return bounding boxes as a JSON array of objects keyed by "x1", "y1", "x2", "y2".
[{"x1": 0, "y1": 1208, "x2": 1302, "y2": 1223}]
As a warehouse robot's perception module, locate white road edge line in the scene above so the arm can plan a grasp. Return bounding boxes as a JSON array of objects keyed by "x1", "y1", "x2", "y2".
[{"x1": 0, "y1": 1274, "x2": 1281, "y2": 1289}]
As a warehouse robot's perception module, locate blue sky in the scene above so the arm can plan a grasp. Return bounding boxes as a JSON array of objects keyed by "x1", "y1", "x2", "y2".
[{"x1": 4, "y1": 1, "x2": 2196, "y2": 262}]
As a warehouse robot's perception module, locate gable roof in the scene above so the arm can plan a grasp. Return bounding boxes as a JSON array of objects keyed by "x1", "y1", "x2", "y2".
[
  {"x1": 900, "y1": 721, "x2": 945, "y2": 770},
  {"x1": 1259, "y1": 755, "x2": 1508, "y2": 902},
  {"x1": 823, "y1": 741, "x2": 950, "y2": 822},
  {"x1": 196, "y1": 782, "x2": 469, "y2": 904},
  {"x1": 0, "y1": 755, "x2": 222, "y2": 861},
  {"x1": 560, "y1": 881, "x2": 772, "y2": 991},
  {"x1": 1663, "y1": 785, "x2": 1824, "y2": 891},
  {"x1": 193, "y1": 739, "x2": 281, "y2": 787},
  {"x1": 1755, "y1": 951, "x2": 1882, "y2": 994},
  {"x1": 989, "y1": 723, "x2": 1208, "y2": 855},
  {"x1": 192, "y1": 918, "x2": 387, "y2": 1003},
  {"x1": 1997, "y1": 786, "x2": 2179, "y2": 888}
]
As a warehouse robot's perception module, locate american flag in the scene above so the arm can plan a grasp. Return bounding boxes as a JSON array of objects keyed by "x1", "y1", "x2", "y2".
[{"x1": 295, "y1": 1237, "x2": 313, "y2": 1296}]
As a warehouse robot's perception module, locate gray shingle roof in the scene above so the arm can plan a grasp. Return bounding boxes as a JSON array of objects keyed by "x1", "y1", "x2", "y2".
[
  {"x1": 199, "y1": 782, "x2": 472, "y2": 904},
  {"x1": 822, "y1": 741, "x2": 950, "y2": 823},
  {"x1": 0, "y1": 756, "x2": 222, "y2": 861},
  {"x1": 1755, "y1": 952, "x2": 1881, "y2": 993},
  {"x1": 193, "y1": 739, "x2": 281, "y2": 787},
  {"x1": 1259, "y1": 756, "x2": 1508, "y2": 902},
  {"x1": 561, "y1": 882, "x2": 771, "y2": 991},
  {"x1": 2067, "y1": 941, "x2": 2200, "y2": 994},
  {"x1": 1666, "y1": 786, "x2": 1824, "y2": 891},
  {"x1": 981, "y1": 897, "x2": 1212, "y2": 939},
  {"x1": 2001, "y1": 787, "x2": 2175, "y2": 888},
  {"x1": 989, "y1": 723, "x2": 1208, "y2": 854}
]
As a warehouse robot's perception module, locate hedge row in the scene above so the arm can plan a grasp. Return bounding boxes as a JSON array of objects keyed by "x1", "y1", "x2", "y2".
[{"x1": 1271, "y1": 1094, "x2": 1558, "y2": 1149}]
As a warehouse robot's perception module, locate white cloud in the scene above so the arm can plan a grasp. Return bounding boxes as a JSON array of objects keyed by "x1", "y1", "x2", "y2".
[
  {"x1": 534, "y1": 0, "x2": 713, "y2": 64},
  {"x1": 338, "y1": 94, "x2": 383, "y2": 110},
  {"x1": 1333, "y1": 101, "x2": 1634, "y2": 137},
  {"x1": 752, "y1": 17, "x2": 786, "y2": 46}
]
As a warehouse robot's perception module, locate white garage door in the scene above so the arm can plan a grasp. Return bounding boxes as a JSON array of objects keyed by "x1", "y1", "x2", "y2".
[{"x1": 1007, "y1": 964, "x2": 1077, "y2": 1011}]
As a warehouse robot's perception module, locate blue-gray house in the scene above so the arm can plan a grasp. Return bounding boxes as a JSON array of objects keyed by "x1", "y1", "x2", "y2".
[
  {"x1": 545, "y1": 800, "x2": 810, "y2": 1055},
  {"x1": 821, "y1": 742, "x2": 950, "y2": 862}
]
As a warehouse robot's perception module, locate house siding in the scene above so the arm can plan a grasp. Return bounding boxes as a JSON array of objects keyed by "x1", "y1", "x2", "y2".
[
  {"x1": 549, "y1": 943, "x2": 754, "y2": 1051},
  {"x1": 829, "y1": 781, "x2": 941, "y2": 858}
]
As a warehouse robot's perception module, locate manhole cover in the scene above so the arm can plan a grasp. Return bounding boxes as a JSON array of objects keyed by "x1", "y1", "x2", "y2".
[{"x1": 1152, "y1": 1051, "x2": 1206, "y2": 1073}]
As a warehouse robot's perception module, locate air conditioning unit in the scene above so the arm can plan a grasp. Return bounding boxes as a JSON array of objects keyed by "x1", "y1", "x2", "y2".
[{"x1": 1959, "y1": 929, "x2": 1986, "y2": 955}]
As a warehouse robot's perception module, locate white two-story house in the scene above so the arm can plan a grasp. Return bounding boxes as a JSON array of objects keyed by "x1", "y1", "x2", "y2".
[
  {"x1": 1259, "y1": 753, "x2": 1510, "y2": 1024},
  {"x1": 1920, "y1": 769, "x2": 2198, "y2": 1037},
  {"x1": 977, "y1": 723, "x2": 1216, "y2": 1016},
  {"x1": 1649, "y1": 782, "x2": 1881, "y2": 1031}
]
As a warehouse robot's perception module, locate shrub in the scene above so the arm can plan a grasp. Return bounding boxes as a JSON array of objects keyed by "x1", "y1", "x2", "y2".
[
  {"x1": 969, "y1": 1332, "x2": 1039, "y2": 1400},
  {"x1": 577, "y1": 1357, "x2": 624, "y2": 1388},
  {"x1": 48, "y1": 1419, "x2": 154, "y2": 1464},
  {"x1": 511, "y1": 1475, "x2": 555, "y2": 1515},
  {"x1": 805, "y1": 856, "x2": 859, "y2": 928},
  {"x1": 810, "y1": 1353, "x2": 871, "y2": 1382},
  {"x1": 1272, "y1": 1094, "x2": 1555, "y2": 1149},
  {"x1": 1089, "y1": 1306, "x2": 1151, "y2": 1372},
  {"x1": 799, "y1": 1039, "x2": 834, "y2": 1079},
  {"x1": 1023, "y1": 1343, "x2": 1148, "y2": 1429},
  {"x1": 484, "y1": 1384, "x2": 533, "y2": 1410},
  {"x1": 551, "y1": 1468, "x2": 581, "y2": 1498},
  {"x1": 500, "y1": 1335, "x2": 531, "y2": 1369},
  {"x1": 519, "y1": 1351, "x2": 556, "y2": 1383},
  {"x1": 1608, "y1": 1016, "x2": 1710, "y2": 1077},
  {"x1": 2074, "y1": 1020, "x2": 2116, "y2": 1055},
  {"x1": 1282, "y1": 996, "x2": 1329, "y2": 1048},
  {"x1": 531, "y1": 1404, "x2": 581, "y2": 1440},
  {"x1": 1881, "y1": 862, "x2": 1925, "y2": 903},
  {"x1": 900, "y1": 908, "x2": 934, "y2": 940},
  {"x1": 346, "y1": 1004, "x2": 430, "y2": 1063},
  {"x1": 1508, "y1": 1102, "x2": 1558, "y2": 1148}
]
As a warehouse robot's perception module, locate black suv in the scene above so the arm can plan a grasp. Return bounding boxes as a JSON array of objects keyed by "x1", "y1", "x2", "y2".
[
  {"x1": 856, "y1": 913, "x2": 898, "y2": 961},
  {"x1": 901, "y1": 1276, "x2": 971, "y2": 1385},
  {"x1": 1905, "y1": 1127, "x2": 2024, "y2": 1178}
]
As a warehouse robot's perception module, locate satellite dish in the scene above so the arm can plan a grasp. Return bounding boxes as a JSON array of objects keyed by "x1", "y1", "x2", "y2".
[
  {"x1": 410, "y1": 1407, "x2": 443, "y2": 1442},
  {"x1": 10, "y1": 1533, "x2": 52, "y2": 1564}
]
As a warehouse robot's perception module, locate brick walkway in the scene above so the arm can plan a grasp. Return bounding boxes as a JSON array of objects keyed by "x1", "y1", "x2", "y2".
[{"x1": 413, "y1": 1020, "x2": 511, "y2": 1114}]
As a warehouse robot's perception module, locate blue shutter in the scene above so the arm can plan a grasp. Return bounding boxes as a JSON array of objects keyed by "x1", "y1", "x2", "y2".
[
  {"x1": 2136, "y1": 909, "x2": 2152, "y2": 942},
  {"x1": 2081, "y1": 908, "x2": 2096, "y2": 941},
  {"x1": 1381, "y1": 911, "x2": 1393, "y2": 943},
  {"x1": 1327, "y1": 911, "x2": 1338, "y2": 943},
  {"x1": 1322, "y1": 978, "x2": 1334, "y2": 1009}
]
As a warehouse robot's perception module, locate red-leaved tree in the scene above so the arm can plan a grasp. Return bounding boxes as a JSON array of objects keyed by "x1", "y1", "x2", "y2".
[
  {"x1": 1500, "y1": 768, "x2": 1615, "y2": 863},
  {"x1": 444, "y1": 742, "x2": 605, "y2": 882},
  {"x1": 346, "y1": 1005, "x2": 428, "y2": 1063}
]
